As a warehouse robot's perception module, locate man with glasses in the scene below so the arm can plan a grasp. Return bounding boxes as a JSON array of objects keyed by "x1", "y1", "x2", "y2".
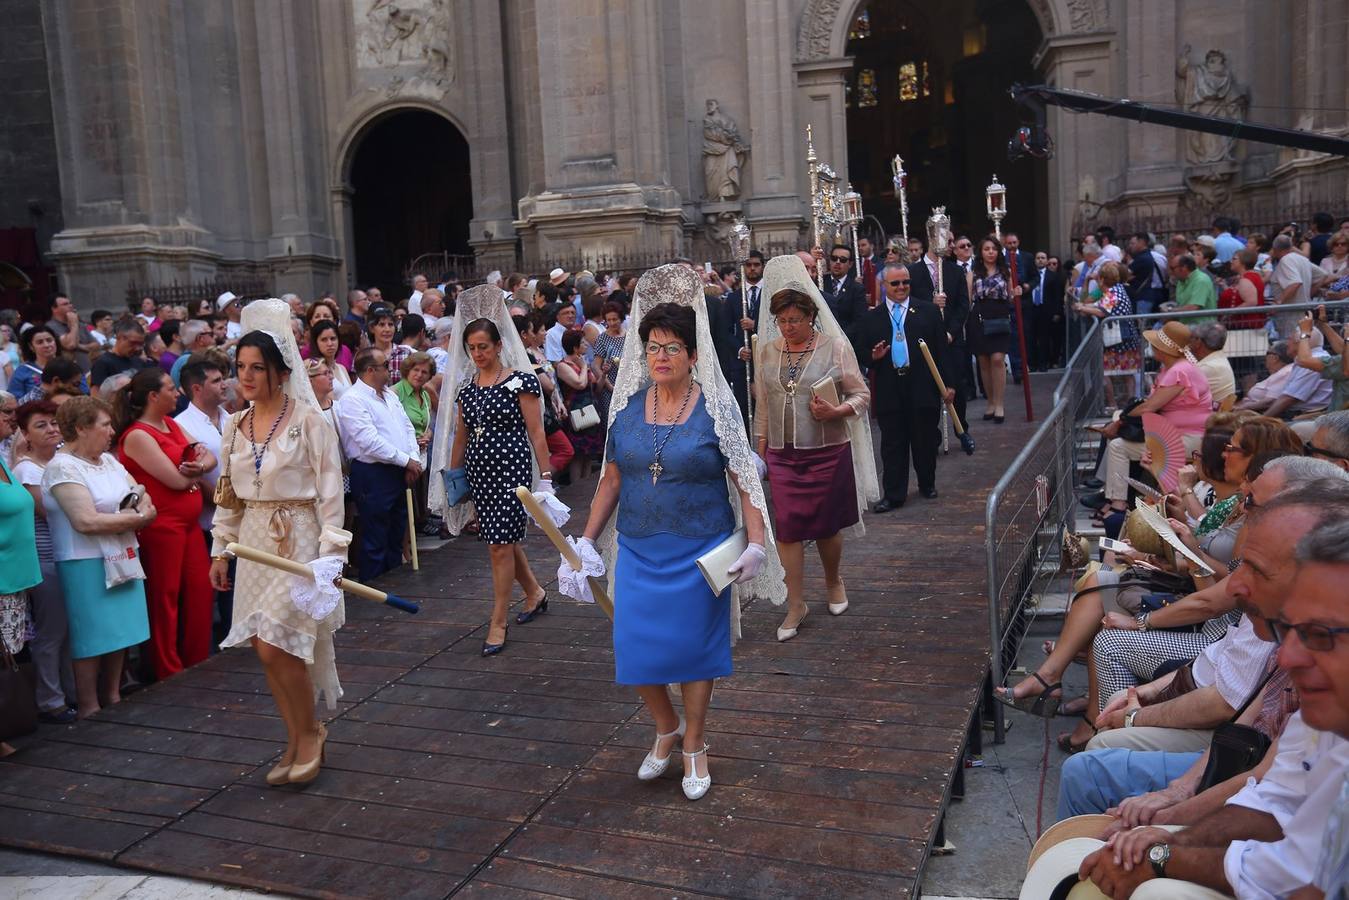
[
  {"x1": 88, "y1": 319, "x2": 154, "y2": 397},
  {"x1": 907, "y1": 235, "x2": 970, "y2": 431},
  {"x1": 1075, "y1": 481, "x2": 1349, "y2": 899},
  {"x1": 854, "y1": 264, "x2": 953, "y2": 511},
  {"x1": 819, "y1": 244, "x2": 868, "y2": 339}
]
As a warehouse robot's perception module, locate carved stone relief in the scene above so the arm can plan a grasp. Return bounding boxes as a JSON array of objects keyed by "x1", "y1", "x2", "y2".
[{"x1": 354, "y1": 0, "x2": 454, "y2": 87}]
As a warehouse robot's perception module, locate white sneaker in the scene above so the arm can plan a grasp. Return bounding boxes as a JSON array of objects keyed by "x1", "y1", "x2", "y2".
[
  {"x1": 637, "y1": 717, "x2": 685, "y2": 781},
  {"x1": 681, "y1": 745, "x2": 711, "y2": 800}
]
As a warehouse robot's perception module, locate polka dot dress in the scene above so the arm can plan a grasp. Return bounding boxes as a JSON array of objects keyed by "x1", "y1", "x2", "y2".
[{"x1": 459, "y1": 370, "x2": 541, "y2": 544}]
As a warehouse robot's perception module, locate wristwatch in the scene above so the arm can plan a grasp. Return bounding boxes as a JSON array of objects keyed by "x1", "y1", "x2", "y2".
[
  {"x1": 1124, "y1": 708, "x2": 1141, "y2": 728},
  {"x1": 1136, "y1": 611, "x2": 1151, "y2": 632},
  {"x1": 1147, "y1": 842, "x2": 1171, "y2": 878}
]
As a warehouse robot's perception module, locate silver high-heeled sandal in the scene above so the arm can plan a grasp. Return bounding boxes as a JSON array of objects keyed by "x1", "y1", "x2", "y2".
[
  {"x1": 681, "y1": 744, "x2": 712, "y2": 800},
  {"x1": 637, "y1": 717, "x2": 685, "y2": 781}
]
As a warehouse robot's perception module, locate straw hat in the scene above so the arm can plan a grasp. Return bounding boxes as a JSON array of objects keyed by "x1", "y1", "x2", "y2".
[
  {"x1": 1122, "y1": 497, "x2": 1174, "y2": 563},
  {"x1": 1143, "y1": 321, "x2": 1191, "y2": 359},
  {"x1": 1019, "y1": 837, "x2": 1110, "y2": 900},
  {"x1": 1027, "y1": 815, "x2": 1115, "y2": 871},
  {"x1": 548, "y1": 267, "x2": 568, "y2": 286}
]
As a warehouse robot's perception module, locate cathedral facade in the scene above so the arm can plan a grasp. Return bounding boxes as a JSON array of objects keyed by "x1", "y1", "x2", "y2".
[{"x1": 5, "y1": 0, "x2": 1345, "y2": 307}]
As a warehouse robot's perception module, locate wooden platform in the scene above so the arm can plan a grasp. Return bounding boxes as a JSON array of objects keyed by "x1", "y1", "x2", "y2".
[{"x1": 0, "y1": 379, "x2": 1054, "y2": 899}]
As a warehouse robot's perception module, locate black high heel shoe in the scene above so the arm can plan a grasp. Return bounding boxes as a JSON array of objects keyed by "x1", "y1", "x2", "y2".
[
  {"x1": 515, "y1": 592, "x2": 548, "y2": 624},
  {"x1": 482, "y1": 625, "x2": 509, "y2": 657}
]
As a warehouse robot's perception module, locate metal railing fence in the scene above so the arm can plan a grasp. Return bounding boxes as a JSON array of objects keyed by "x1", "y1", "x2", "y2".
[{"x1": 984, "y1": 297, "x2": 1349, "y2": 743}]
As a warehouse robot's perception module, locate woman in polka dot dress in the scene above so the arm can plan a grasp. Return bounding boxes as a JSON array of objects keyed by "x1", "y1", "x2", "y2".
[{"x1": 449, "y1": 318, "x2": 554, "y2": 657}]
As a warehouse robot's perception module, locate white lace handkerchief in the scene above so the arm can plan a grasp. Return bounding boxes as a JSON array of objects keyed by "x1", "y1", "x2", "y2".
[
  {"x1": 290, "y1": 555, "x2": 346, "y2": 621},
  {"x1": 557, "y1": 536, "x2": 604, "y2": 604},
  {"x1": 528, "y1": 491, "x2": 571, "y2": 528}
]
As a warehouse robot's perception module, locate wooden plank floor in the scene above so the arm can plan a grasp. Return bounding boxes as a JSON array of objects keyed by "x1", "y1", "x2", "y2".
[{"x1": 0, "y1": 377, "x2": 1055, "y2": 899}]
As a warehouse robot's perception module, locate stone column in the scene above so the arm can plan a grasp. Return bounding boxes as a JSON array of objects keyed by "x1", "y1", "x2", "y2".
[
  {"x1": 743, "y1": 0, "x2": 805, "y2": 246},
  {"x1": 460, "y1": 0, "x2": 517, "y2": 273},
  {"x1": 793, "y1": 58, "x2": 851, "y2": 248},
  {"x1": 43, "y1": 0, "x2": 220, "y2": 306},
  {"x1": 514, "y1": 0, "x2": 683, "y2": 259}
]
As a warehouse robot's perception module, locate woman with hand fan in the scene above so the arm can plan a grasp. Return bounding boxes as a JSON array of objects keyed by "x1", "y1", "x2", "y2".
[{"x1": 1090, "y1": 321, "x2": 1211, "y2": 524}]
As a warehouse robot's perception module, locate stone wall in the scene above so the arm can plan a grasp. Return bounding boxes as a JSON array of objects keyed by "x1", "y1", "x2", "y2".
[{"x1": 0, "y1": 0, "x2": 63, "y2": 265}]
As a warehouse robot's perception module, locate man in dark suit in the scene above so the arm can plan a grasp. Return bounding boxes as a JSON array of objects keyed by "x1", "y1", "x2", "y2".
[
  {"x1": 821, "y1": 244, "x2": 870, "y2": 339},
  {"x1": 854, "y1": 263, "x2": 954, "y2": 511},
  {"x1": 1027, "y1": 250, "x2": 1065, "y2": 370},
  {"x1": 1002, "y1": 232, "x2": 1037, "y2": 382},
  {"x1": 908, "y1": 241, "x2": 971, "y2": 432},
  {"x1": 711, "y1": 251, "x2": 765, "y2": 427}
]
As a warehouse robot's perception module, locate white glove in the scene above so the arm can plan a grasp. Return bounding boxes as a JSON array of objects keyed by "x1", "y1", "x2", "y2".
[
  {"x1": 557, "y1": 536, "x2": 605, "y2": 603},
  {"x1": 751, "y1": 452, "x2": 768, "y2": 481},
  {"x1": 727, "y1": 542, "x2": 767, "y2": 585},
  {"x1": 524, "y1": 479, "x2": 571, "y2": 528},
  {"x1": 536, "y1": 478, "x2": 555, "y2": 495}
]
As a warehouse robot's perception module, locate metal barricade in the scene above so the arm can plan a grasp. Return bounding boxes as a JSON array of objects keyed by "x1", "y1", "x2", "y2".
[{"x1": 983, "y1": 297, "x2": 1349, "y2": 743}]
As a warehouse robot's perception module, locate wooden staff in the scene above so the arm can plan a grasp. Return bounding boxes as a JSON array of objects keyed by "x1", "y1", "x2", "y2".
[
  {"x1": 405, "y1": 488, "x2": 419, "y2": 571},
  {"x1": 515, "y1": 487, "x2": 614, "y2": 620},
  {"x1": 918, "y1": 339, "x2": 975, "y2": 455},
  {"x1": 224, "y1": 542, "x2": 420, "y2": 613}
]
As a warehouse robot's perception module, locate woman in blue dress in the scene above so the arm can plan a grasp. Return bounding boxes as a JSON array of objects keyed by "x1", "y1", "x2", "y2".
[{"x1": 564, "y1": 265, "x2": 783, "y2": 801}]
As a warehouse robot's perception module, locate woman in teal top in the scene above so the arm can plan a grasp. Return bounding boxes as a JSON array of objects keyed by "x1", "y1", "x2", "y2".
[{"x1": 0, "y1": 400, "x2": 42, "y2": 746}]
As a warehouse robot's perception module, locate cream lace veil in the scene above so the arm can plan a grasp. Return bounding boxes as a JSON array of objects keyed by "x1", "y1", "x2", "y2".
[
  {"x1": 758, "y1": 255, "x2": 881, "y2": 532},
  {"x1": 429, "y1": 284, "x2": 543, "y2": 534},
  {"x1": 601, "y1": 264, "x2": 787, "y2": 626},
  {"x1": 240, "y1": 298, "x2": 320, "y2": 411}
]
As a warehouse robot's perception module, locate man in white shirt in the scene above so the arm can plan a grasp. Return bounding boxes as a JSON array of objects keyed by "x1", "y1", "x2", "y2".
[
  {"x1": 545, "y1": 303, "x2": 577, "y2": 362},
  {"x1": 1079, "y1": 482, "x2": 1349, "y2": 899},
  {"x1": 173, "y1": 358, "x2": 232, "y2": 648},
  {"x1": 1188, "y1": 323, "x2": 1236, "y2": 408},
  {"x1": 336, "y1": 347, "x2": 421, "y2": 580},
  {"x1": 1270, "y1": 235, "x2": 1331, "y2": 339},
  {"x1": 407, "y1": 273, "x2": 428, "y2": 311}
]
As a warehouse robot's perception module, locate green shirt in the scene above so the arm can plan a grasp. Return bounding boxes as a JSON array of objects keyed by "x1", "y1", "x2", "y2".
[
  {"x1": 1324, "y1": 354, "x2": 1349, "y2": 412},
  {"x1": 394, "y1": 379, "x2": 431, "y2": 434},
  {"x1": 0, "y1": 459, "x2": 41, "y2": 595},
  {"x1": 1176, "y1": 271, "x2": 1218, "y2": 326}
]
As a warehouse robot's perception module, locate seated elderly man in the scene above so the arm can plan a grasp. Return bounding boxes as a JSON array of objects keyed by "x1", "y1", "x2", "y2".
[
  {"x1": 1306, "y1": 410, "x2": 1349, "y2": 472},
  {"x1": 1189, "y1": 323, "x2": 1236, "y2": 408},
  {"x1": 1238, "y1": 340, "x2": 1297, "y2": 411},
  {"x1": 1075, "y1": 484, "x2": 1349, "y2": 899},
  {"x1": 1057, "y1": 469, "x2": 1349, "y2": 822},
  {"x1": 1240, "y1": 325, "x2": 1332, "y2": 419}
]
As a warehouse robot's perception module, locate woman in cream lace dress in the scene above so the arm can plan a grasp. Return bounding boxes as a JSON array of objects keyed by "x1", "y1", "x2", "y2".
[{"x1": 209, "y1": 307, "x2": 349, "y2": 787}]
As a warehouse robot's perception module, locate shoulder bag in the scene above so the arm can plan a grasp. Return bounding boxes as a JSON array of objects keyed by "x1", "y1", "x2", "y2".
[
  {"x1": 1102, "y1": 318, "x2": 1123, "y2": 347},
  {"x1": 0, "y1": 640, "x2": 38, "y2": 740},
  {"x1": 1195, "y1": 665, "x2": 1277, "y2": 792},
  {"x1": 214, "y1": 413, "x2": 244, "y2": 511}
]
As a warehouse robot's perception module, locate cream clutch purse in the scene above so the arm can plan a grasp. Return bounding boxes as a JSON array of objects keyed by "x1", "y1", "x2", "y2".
[
  {"x1": 811, "y1": 374, "x2": 840, "y2": 406},
  {"x1": 696, "y1": 528, "x2": 748, "y2": 595}
]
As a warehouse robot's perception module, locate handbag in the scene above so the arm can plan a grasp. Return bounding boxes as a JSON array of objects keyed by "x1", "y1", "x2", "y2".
[
  {"x1": 1195, "y1": 666, "x2": 1277, "y2": 792},
  {"x1": 214, "y1": 414, "x2": 244, "y2": 511},
  {"x1": 442, "y1": 467, "x2": 471, "y2": 506},
  {"x1": 0, "y1": 641, "x2": 38, "y2": 741},
  {"x1": 1102, "y1": 318, "x2": 1123, "y2": 347},
  {"x1": 695, "y1": 528, "x2": 748, "y2": 595},
  {"x1": 569, "y1": 404, "x2": 601, "y2": 431},
  {"x1": 979, "y1": 314, "x2": 1012, "y2": 337}
]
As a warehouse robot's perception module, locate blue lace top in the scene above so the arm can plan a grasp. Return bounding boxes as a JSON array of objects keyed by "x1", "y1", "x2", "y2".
[{"x1": 606, "y1": 392, "x2": 735, "y2": 539}]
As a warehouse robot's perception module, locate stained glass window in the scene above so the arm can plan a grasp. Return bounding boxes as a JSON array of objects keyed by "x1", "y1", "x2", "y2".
[
  {"x1": 898, "y1": 62, "x2": 918, "y2": 102},
  {"x1": 857, "y1": 68, "x2": 879, "y2": 108},
  {"x1": 848, "y1": 9, "x2": 871, "y2": 41}
]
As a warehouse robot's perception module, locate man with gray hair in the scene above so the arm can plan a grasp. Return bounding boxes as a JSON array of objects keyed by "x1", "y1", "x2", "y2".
[
  {"x1": 1307, "y1": 409, "x2": 1349, "y2": 471},
  {"x1": 1188, "y1": 323, "x2": 1235, "y2": 406},
  {"x1": 1238, "y1": 340, "x2": 1297, "y2": 410},
  {"x1": 1269, "y1": 234, "x2": 1332, "y2": 338},
  {"x1": 170, "y1": 319, "x2": 217, "y2": 388}
]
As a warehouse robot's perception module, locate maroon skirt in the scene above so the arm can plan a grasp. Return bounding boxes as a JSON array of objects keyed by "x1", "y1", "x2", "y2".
[{"x1": 766, "y1": 442, "x2": 859, "y2": 543}]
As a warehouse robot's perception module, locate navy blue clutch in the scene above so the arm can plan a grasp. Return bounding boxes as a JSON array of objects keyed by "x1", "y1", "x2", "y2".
[{"x1": 443, "y1": 467, "x2": 471, "y2": 506}]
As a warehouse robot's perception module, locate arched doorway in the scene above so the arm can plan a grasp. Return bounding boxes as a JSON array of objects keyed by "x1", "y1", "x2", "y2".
[
  {"x1": 349, "y1": 109, "x2": 472, "y2": 300},
  {"x1": 844, "y1": 1, "x2": 1048, "y2": 248}
]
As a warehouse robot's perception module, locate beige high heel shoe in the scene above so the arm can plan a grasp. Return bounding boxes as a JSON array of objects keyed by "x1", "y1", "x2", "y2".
[
  {"x1": 288, "y1": 724, "x2": 327, "y2": 784},
  {"x1": 265, "y1": 754, "x2": 293, "y2": 786}
]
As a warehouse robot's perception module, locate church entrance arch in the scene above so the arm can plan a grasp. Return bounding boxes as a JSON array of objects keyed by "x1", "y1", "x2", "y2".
[
  {"x1": 345, "y1": 108, "x2": 471, "y2": 301},
  {"x1": 843, "y1": 1, "x2": 1047, "y2": 247}
]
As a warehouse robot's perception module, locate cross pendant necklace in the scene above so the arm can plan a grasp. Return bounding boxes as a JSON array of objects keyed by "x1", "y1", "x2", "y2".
[
  {"x1": 473, "y1": 424, "x2": 485, "y2": 441},
  {"x1": 648, "y1": 461, "x2": 664, "y2": 484},
  {"x1": 649, "y1": 382, "x2": 694, "y2": 485}
]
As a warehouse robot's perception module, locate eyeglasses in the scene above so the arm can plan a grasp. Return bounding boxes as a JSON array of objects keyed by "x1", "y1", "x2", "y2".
[
  {"x1": 887, "y1": 279, "x2": 911, "y2": 286},
  {"x1": 1305, "y1": 441, "x2": 1349, "y2": 462},
  {"x1": 1242, "y1": 491, "x2": 1259, "y2": 510},
  {"x1": 775, "y1": 317, "x2": 810, "y2": 327},
  {"x1": 831, "y1": 255, "x2": 852, "y2": 263},
  {"x1": 1269, "y1": 619, "x2": 1349, "y2": 652},
  {"x1": 1223, "y1": 442, "x2": 1248, "y2": 455},
  {"x1": 644, "y1": 342, "x2": 686, "y2": 357},
  {"x1": 955, "y1": 242, "x2": 972, "y2": 249}
]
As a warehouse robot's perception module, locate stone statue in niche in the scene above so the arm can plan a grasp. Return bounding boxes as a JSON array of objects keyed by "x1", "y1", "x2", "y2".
[
  {"x1": 1176, "y1": 46, "x2": 1248, "y2": 164},
  {"x1": 702, "y1": 99, "x2": 749, "y2": 202}
]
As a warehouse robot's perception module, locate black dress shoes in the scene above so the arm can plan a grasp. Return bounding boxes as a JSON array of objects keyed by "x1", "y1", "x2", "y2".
[
  {"x1": 919, "y1": 487, "x2": 939, "y2": 500},
  {"x1": 873, "y1": 498, "x2": 904, "y2": 513}
]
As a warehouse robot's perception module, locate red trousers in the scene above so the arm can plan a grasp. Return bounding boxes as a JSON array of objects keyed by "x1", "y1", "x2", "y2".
[
  {"x1": 138, "y1": 519, "x2": 214, "y2": 679},
  {"x1": 547, "y1": 428, "x2": 575, "y2": 474}
]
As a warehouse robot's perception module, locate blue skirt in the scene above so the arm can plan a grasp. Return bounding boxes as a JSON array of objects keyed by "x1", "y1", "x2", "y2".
[
  {"x1": 613, "y1": 531, "x2": 733, "y2": 685},
  {"x1": 57, "y1": 558, "x2": 150, "y2": 660}
]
